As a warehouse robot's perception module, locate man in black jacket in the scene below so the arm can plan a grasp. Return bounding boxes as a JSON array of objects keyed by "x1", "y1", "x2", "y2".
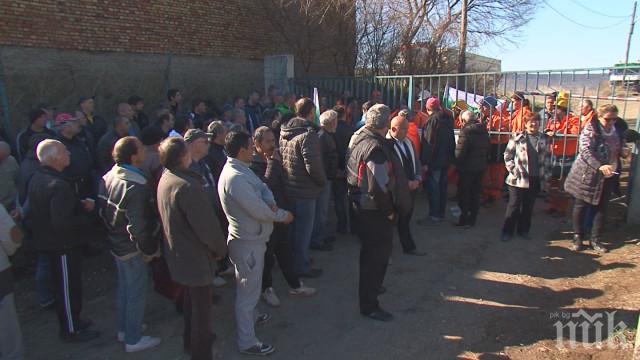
[
  {"x1": 347, "y1": 104, "x2": 410, "y2": 322},
  {"x1": 387, "y1": 114, "x2": 424, "y2": 255},
  {"x1": 26, "y1": 139, "x2": 98, "y2": 342},
  {"x1": 98, "y1": 137, "x2": 161, "y2": 352},
  {"x1": 454, "y1": 111, "x2": 489, "y2": 228},
  {"x1": 419, "y1": 98, "x2": 455, "y2": 224}
]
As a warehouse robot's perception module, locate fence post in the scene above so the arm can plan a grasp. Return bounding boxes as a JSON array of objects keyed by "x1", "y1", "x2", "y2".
[
  {"x1": 627, "y1": 107, "x2": 640, "y2": 224},
  {"x1": 0, "y1": 47, "x2": 12, "y2": 135},
  {"x1": 408, "y1": 76, "x2": 414, "y2": 113}
]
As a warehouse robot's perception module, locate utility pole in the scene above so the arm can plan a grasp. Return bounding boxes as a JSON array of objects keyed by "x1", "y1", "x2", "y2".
[
  {"x1": 457, "y1": 0, "x2": 468, "y2": 75},
  {"x1": 623, "y1": 1, "x2": 637, "y2": 80}
]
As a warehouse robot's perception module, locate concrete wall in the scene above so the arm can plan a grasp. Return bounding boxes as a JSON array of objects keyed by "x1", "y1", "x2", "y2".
[{"x1": 0, "y1": 46, "x2": 264, "y2": 132}]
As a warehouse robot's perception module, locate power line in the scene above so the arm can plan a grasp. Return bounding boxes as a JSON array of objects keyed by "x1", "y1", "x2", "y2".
[
  {"x1": 567, "y1": 0, "x2": 629, "y2": 19},
  {"x1": 543, "y1": 1, "x2": 629, "y2": 30}
]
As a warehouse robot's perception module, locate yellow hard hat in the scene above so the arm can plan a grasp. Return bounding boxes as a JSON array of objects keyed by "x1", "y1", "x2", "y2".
[{"x1": 556, "y1": 91, "x2": 569, "y2": 109}]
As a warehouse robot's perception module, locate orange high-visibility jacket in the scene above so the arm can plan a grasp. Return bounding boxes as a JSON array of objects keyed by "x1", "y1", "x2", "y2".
[
  {"x1": 486, "y1": 112, "x2": 511, "y2": 144},
  {"x1": 546, "y1": 113, "x2": 580, "y2": 156},
  {"x1": 580, "y1": 110, "x2": 595, "y2": 129},
  {"x1": 510, "y1": 107, "x2": 532, "y2": 133}
]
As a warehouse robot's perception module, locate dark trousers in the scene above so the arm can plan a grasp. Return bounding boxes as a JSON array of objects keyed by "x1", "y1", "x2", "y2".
[
  {"x1": 397, "y1": 192, "x2": 416, "y2": 252},
  {"x1": 356, "y1": 210, "x2": 393, "y2": 315},
  {"x1": 262, "y1": 223, "x2": 301, "y2": 291},
  {"x1": 502, "y1": 177, "x2": 540, "y2": 236},
  {"x1": 573, "y1": 178, "x2": 614, "y2": 239},
  {"x1": 183, "y1": 285, "x2": 213, "y2": 360},
  {"x1": 457, "y1": 170, "x2": 484, "y2": 226},
  {"x1": 333, "y1": 178, "x2": 350, "y2": 233},
  {"x1": 48, "y1": 248, "x2": 83, "y2": 334}
]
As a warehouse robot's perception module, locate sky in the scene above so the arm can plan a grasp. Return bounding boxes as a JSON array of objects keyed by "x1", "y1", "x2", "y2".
[{"x1": 476, "y1": 0, "x2": 639, "y2": 71}]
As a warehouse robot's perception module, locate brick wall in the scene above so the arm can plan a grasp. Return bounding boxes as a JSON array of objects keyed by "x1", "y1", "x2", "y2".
[{"x1": 0, "y1": 0, "x2": 288, "y2": 59}]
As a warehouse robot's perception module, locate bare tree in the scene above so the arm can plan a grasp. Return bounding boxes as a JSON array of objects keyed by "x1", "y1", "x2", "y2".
[{"x1": 356, "y1": 0, "x2": 536, "y2": 76}]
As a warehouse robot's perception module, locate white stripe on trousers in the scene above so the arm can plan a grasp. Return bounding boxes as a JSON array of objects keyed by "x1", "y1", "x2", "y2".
[{"x1": 61, "y1": 255, "x2": 75, "y2": 333}]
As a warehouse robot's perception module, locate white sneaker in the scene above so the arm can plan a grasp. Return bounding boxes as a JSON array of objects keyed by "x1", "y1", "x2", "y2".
[
  {"x1": 125, "y1": 336, "x2": 161, "y2": 353},
  {"x1": 289, "y1": 284, "x2": 317, "y2": 297},
  {"x1": 212, "y1": 276, "x2": 227, "y2": 287},
  {"x1": 261, "y1": 287, "x2": 280, "y2": 307},
  {"x1": 117, "y1": 323, "x2": 147, "y2": 342}
]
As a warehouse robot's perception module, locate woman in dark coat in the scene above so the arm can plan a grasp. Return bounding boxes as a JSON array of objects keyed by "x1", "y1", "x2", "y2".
[
  {"x1": 454, "y1": 110, "x2": 489, "y2": 227},
  {"x1": 564, "y1": 104, "x2": 623, "y2": 253}
]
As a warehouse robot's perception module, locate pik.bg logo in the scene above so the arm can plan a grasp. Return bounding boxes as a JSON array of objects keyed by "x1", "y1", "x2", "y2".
[{"x1": 552, "y1": 310, "x2": 628, "y2": 349}]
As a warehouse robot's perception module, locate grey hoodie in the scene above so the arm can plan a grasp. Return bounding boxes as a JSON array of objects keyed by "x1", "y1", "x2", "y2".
[{"x1": 218, "y1": 157, "x2": 288, "y2": 243}]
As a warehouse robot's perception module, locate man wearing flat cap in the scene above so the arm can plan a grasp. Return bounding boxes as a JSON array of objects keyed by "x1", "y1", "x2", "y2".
[
  {"x1": 184, "y1": 129, "x2": 218, "y2": 209},
  {"x1": 347, "y1": 104, "x2": 410, "y2": 322}
]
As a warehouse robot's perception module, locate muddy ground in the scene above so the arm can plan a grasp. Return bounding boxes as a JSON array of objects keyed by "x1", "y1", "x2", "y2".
[{"x1": 13, "y1": 189, "x2": 640, "y2": 360}]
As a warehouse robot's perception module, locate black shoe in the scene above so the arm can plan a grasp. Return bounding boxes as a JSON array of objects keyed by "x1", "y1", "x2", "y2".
[
  {"x1": 404, "y1": 249, "x2": 426, "y2": 256},
  {"x1": 77, "y1": 319, "x2": 93, "y2": 331},
  {"x1": 325, "y1": 235, "x2": 337, "y2": 243},
  {"x1": 571, "y1": 234, "x2": 584, "y2": 252},
  {"x1": 363, "y1": 308, "x2": 393, "y2": 322},
  {"x1": 241, "y1": 342, "x2": 275, "y2": 356},
  {"x1": 310, "y1": 243, "x2": 333, "y2": 251},
  {"x1": 500, "y1": 233, "x2": 511, "y2": 242},
  {"x1": 60, "y1": 329, "x2": 100, "y2": 343},
  {"x1": 377, "y1": 286, "x2": 387, "y2": 295},
  {"x1": 299, "y1": 268, "x2": 323, "y2": 278}
]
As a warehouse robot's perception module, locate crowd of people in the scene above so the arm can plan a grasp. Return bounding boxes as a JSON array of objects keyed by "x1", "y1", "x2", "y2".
[{"x1": 0, "y1": 85, "x2": 635, "y2": 359}]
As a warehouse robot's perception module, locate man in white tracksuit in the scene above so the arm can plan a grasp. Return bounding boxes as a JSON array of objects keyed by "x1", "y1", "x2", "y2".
[{"x1": 217, "y1": 131, "x2": 293, "y2": 356}]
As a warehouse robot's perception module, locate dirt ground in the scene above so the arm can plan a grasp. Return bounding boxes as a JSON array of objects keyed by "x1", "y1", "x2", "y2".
[{"x1": 13, "y1": 187, "x2": 640, "y2": 360}]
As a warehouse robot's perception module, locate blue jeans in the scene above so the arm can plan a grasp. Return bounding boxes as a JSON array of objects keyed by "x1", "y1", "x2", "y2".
[
  {"x1": 311, "y1": 181, "x2": 332, "y2": 246},
  {"x1": 115, "y1": 254, "x2": 150, "y2": 345},
  {"x1": 36, "y1": 254, "x2": 54, "y2": 307},
  {"x1": 426, "y1": 167, "x2": 449, "y2": 219},
  {"x1": 289, "y1": 198, "x2": 317, "y2": 275}
]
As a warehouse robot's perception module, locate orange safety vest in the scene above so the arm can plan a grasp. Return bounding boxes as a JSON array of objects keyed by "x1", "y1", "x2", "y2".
[
  {"x1": 510, "y1": 107, "x2": 531, "y2": 133},
  {"x1": 407, "y1": 121, "x2": 421, "y2": 155},
  {"x1": 580, "y1": 110, "x2": 594, "y2": 129},
  {"x1": 486, "y1": 112, "x2": 511, "y2": 144},
  {"x1": 546, "y1": 113, "x2": 580, "y2": 156}
]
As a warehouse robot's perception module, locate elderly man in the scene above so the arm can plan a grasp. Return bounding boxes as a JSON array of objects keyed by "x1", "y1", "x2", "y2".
[
  {"x1": 310, "y1": 110, "x2": 338, "y2": 250},
  {"x1": 455, "y1": 111, "x2": 489, "y2": 228},
  {"x1": 218, "y1": 131, "x2": 293, "y2": 355},
  {"x1": 347, "y1": 104, "x2": 410, "y2": 321},
  {"x1": 156, "y1": 137, "x2": 226, "y2": 360},
  {"x1": 26, "y1": 139, "x2": 98, "y2": 342},
  {"x1": 97, "y1": 116, "x2": 131, "y2": 174},
  {"x1": 387, "y1": 115, "x2": 424, "y2": 255},
  {"x1": 98, "y1": 136, "x2": 161, "y2": 352}
]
